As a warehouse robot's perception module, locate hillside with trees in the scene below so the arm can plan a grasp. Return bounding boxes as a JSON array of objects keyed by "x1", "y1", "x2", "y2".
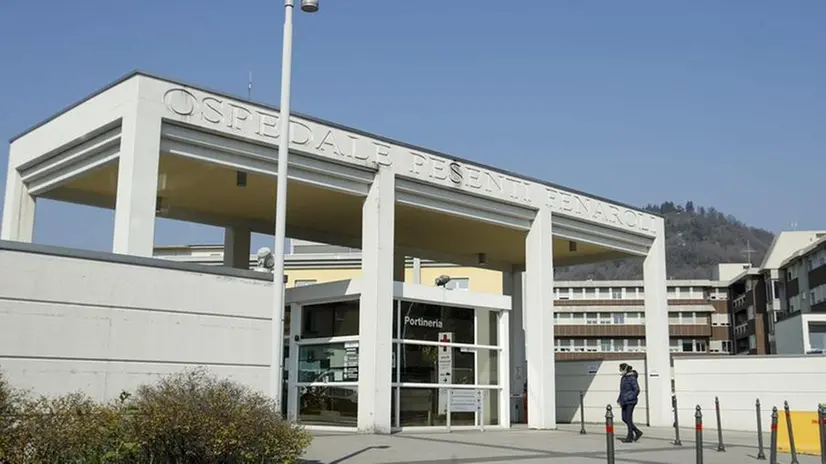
[{"x1": 555, "y1": 201, "x2": 775, "y2": 280}]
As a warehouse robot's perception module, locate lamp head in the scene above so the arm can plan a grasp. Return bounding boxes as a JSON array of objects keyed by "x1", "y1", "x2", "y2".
[{"x1": 301, "y1": 0, "x2": 319, "y2": 13}]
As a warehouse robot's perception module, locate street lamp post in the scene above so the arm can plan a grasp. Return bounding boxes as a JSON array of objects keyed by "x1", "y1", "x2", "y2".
[{"x1": 271, "y1": 0, "x2": 318, "y2": 405}]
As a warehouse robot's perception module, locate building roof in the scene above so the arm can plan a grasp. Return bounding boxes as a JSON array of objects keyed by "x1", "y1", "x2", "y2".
[
  {"x1": 778, "y1": 234, "x2": 826, "y2": 269},
  {"x1": 759, "y1": 231, "x2": 826, "y2": 270}
]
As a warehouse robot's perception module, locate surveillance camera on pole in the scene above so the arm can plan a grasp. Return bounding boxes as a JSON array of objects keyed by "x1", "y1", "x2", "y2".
[
  {"x1": 435, "y1": 275, "x2": 452, "y2": 288},
  {"x1": 301, "y1": 0, "x2": 319, "y2": 12},
  {"x1": 256, "y1": 247, "x2": 275, "y2": 271}
]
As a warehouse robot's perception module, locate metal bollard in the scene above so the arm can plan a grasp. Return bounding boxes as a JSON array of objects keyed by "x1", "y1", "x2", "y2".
[
  {"x1": 770, "y1": 407, "x2": 778, "y2": 464},
  {"x1": 695, "y1": 405, "x2": 704, "y2": 464},
  {"x1": 715, "y1": 397, "x2": 726, "y2": 452},
  {"x1": 756, "y1": 399, "x2": 766, "y2": 460},
  {"x1": 818, "y1": 404, "x2": 825, "y2": 464},
  {"x1": 580, "y1": 391, "x2": 586, "y2": 435},
  {"x1": 673, "y1": 394, "x2": 683, "y2": 446},
  {"x1": 606, "y1": 404, "x2": 615, "y2": 464},
  {"x1": 785, "y1": 401, "x2": 800, "y2": 464}
]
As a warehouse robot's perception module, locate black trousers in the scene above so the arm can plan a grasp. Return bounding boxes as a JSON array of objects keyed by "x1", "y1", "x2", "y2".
[{"x1": 621, "y1": 403, "x2": 641, "y2": 437}]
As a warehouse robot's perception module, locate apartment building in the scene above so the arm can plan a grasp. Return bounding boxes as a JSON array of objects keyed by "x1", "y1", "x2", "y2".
[
  {"x1": 155, "y1": 240, "x2": 733, "y2": 359},
  {"x1": 728, "y1": 268, "x2": 771, "y2": 355},
  {"x1": 553, "y1": 280, "x2": 731, "y2": 360},
  {"x1": 775, "y1": 235, "x2": 826, "y2": 354},
  {"x1": 726, "y1": 231, "x2": 826, "y2": 355}
]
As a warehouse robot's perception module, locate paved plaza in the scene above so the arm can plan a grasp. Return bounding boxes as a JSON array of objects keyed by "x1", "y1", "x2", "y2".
[{"x1": 301, "y1": 424, "x2": 818, "y2": 464}]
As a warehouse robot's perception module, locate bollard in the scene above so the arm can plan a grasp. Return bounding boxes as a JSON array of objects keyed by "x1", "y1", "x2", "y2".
[
  {"x1": 785, "y1": 401, "x2": 800, "y2": 464},
  {"x1": 715, "y1": 397, "x2": 726, "y2": 452},
  {"x1": 819, "y1": 404, "x2": 825, "y2": 464},
  {"x1": 770, "y1": 407, "x2": 778, "y2": 464},
  {"x1": 580, "y1": 391, "x2": 586, "y2": 435},
  {"x1": 606, "y1": 404, "x2": 615, "y2": 464},
  {"x1": 695, "y1": 405, "x2": 704, "y2": 464},
  {"x1": 755, "y1": 399, "x2": 766, "y2": 460},
  {"x1": 672, "y1": 394, "x2": 683, "y2": 446}
]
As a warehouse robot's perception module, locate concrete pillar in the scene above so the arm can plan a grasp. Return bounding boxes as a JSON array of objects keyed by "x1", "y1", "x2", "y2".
[
  {"x1": 497, "y1": 306, "x2": 511, "y2": 427},
  {"x1": 394, "y1": 252, "x2": 406, "y2": 283},
  {"x1": 504, "y1": 270, "x2": 526, "y2": 424},
  {"x1": 0, "y1": 164, "x2": 36, "y2": 242},
  {"x1": 357, "y1": 166, "x2": 395, "y2": 434},
  {"x1": 524, "y1": 207, "x2": 555, "y2": 429},
  {"x1": 287, "y1": 302, "x2": 302, "y2": 421},
  {"x1": 112, "y1": 103, "x2": 162, "y2": 257},
  {"x1": 643, "y1": 217, "x2": 672, "y2": 427},
  {"x1": 412, "y1": 257, "x2": 422, "y2": 284},
  {"x1": 224, "y1": 227, "x2": 252, "y2": 269}
]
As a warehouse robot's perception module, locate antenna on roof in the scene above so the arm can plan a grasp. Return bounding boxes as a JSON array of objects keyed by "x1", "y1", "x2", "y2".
[
  {"x1": 791, "y1": 221, "x2": 799, "y2": 231},
  {"x1": 742, "y1": 240, "x2": 756, "y2": 266},
  {"x1": 248, "y1": 71, "x2": 253, "y2": 99}
]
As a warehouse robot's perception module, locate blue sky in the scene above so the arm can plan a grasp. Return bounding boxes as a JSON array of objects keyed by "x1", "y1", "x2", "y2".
[{"x1": 1, "y1": 0, "x2": 824, "y2": 252}]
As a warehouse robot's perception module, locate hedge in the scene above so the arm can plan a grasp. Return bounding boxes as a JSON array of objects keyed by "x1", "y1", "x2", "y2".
[{"x1": 0, "y1": 368, "x2": 311, "y2": 464}]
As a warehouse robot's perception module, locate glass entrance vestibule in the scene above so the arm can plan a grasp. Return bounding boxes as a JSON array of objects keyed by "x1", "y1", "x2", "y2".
[{"x1": 283, "y1": 280, "x2": 511, "y2": 431}]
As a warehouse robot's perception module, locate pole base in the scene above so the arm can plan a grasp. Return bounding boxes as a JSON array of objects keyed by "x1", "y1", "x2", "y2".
[{"x1": 673, "y1": 439, "x2": 682, "y2": 446}]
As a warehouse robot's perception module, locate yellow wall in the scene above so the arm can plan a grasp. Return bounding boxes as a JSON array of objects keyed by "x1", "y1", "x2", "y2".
[{"x1": 286, "y1": 265, "x2": 504, "y2": 295}]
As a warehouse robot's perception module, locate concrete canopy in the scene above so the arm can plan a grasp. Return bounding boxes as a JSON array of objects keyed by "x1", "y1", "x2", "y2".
[{"x1": 4, "y1": 71, "x2": 658, "y2": 269}]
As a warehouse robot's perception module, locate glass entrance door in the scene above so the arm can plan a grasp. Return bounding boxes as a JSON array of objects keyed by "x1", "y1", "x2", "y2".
[{"x1": 288, "y1": 299, "x2": 360, "y2": 428}]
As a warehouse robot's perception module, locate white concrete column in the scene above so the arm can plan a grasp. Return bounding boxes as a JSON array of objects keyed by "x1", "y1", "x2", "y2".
[
  {"x1": 224, "y1": 227, "x2": 252, "y2": 269},
  {"x1": 357, "y1": 166, "x2": 395, "y2": 434},
  {"x1": 0, "y1": 164, "x2": 36, "y2": 242},
  {"x1": 643, "y1": 217, "x2": 672, "y2": 427},
  {"x1": 497, "y1": 308, "x2": 511, "y2": 427},
  {"x1": 287, "y1": 302, "x2": 302, "y2": 421},
  {"x1": 412, "y1": 257, "x2": 422, "y2": 284},
  {"x1": 394, "y1": 251, "x2": 406, "y2": 283},
  {"x1": 504, "y1": 270, "x2": 526, "y2": 424},
  {"x1": 524, "y1": 207, "x2": 555, "y2": 429},
  {"x1": 112, "y1": 102, "x2": 162, "y2": 257}
]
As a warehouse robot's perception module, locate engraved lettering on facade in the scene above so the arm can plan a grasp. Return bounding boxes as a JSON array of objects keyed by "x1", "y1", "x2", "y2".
[
  {"x1": 161, "y1": 86, "x2": 656, "y2": 235},
  {"x1": 227, "y1": 103, "x2": 251, "y2": 131},
  {"x1": 448, "y1": 162, "x2": 463, "y2": 185},
  {"x1": 373, "y1": 141, "x2": 393, "y2": 166},
  {"x1": 163, "y1": 88, "x2": 197, "y2": 116},
  {"x1": 202, "y1": 96, "x2": 223, "y2": 124}
]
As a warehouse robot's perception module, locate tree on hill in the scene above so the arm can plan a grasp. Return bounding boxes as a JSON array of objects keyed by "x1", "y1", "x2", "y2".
[{"x1": 555, "y1": 201, "x2": 775, "y2": 280}]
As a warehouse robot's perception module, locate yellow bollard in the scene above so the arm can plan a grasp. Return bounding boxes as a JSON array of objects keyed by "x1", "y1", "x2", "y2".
[{"x1": 778, "y1": 409, "x2": 822, "y2": 456}]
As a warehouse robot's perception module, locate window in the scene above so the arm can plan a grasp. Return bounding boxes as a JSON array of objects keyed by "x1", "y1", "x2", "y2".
[
  {"x1": 611, "y1": 289, "x2": 622, "y2": 300},
  {"x1": 302, "y1": 300, "x2": 359, "y2": 338},
  {"x1": 600, "y1": 339, "x2": 612, "y2": 352},
  {"x1": 721, "y1": 340, "x2": 732, "y2": 353},
  {"x1": 586, "y1": 313, "x2": 598, "y2": 325},
  {"x1": 446, "y1": 278, "x2": 469, "y2": 291},
  {"x1": 598, "y1": 312, "x2": 612, "y2": 324},
  {"x1": 294, "y1": 279, "x2": 317, "y2": 287},
  {"x1": 585, "y1": 339, "x2": 598, "y2": 352},
  {"x1": 682, "y1": 340, "x2": 694, "y2": 352},
  {"x1": 612, "y1": 313, "x2": 626, "y2": 325},
  {"x1": 669, "y1": 339, "x2": 680, "y2": 352},
  {"x1": 749, "y1": 335, "x2": 757, "y2": 350}
]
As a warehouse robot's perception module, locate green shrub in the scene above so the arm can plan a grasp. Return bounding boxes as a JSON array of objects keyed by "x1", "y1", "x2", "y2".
[
  {"x1": 127, "y1": 368, "x2": 311, "y2": 463},
  {"x1": 0, "y1": 370, "x2": 24, "y2": 461},
  {"x1": 0, "y1": 390, "x2": 129, "y2": 464},
  {"x1": 0, "y1": 368, "x2": 311, "y2": 464}
]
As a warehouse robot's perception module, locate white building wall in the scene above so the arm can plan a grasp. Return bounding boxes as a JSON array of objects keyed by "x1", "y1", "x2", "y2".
[
  {"x1": 0, "y1": 245, "x2": 274, "y2": 401},
  {"x1": 555, "y1": 360, "x2": 649, "y2": 425},
  {"x1": 673, "y1": 356, "x2": 826, "y2": 433}
]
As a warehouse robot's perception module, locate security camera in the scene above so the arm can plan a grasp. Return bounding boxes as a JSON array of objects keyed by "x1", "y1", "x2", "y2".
[
  {"x1": 255, "y1": 247, "x2": 275, "y2": 271},
  {"x1": 435, "y1": 275, "x2": 451, "y2": 287},
  {"x1": 301, "y1": 0, "x2": 319, "y2": 13}
]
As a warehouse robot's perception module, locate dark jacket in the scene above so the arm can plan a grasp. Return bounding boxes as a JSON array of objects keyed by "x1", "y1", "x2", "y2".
[{"x1": 618, "y1": 370, "x2": 640, "y2": 406}]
